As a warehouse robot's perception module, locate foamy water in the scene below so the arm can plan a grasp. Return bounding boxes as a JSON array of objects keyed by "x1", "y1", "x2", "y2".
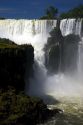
[{"x1": 38, "y1": 97, "x2": 83, "y2": 125}]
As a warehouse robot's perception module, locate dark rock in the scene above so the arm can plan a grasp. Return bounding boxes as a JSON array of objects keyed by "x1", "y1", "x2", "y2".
[
  {"x1": 45, "y1": 27, "x2": 80, "y2": 74},
  {"x1": 44, "y1": 27, "x2": 64, "y2": 74},
  {"x1": 62, "y1": 34, "x2": 80, "y2": 73},
  {"x1": 0, "y1": 89, "x2": 49, "y2": 125},
  {"x1": 0, "y1": 38, "x2": 34, "y2": 91}
]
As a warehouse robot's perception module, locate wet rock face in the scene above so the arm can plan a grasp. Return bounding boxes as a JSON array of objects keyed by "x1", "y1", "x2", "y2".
[
  {"x1": 45, "y1": 27, "x2": 80, "y2": 74},
  {"x1": 61, "y1": 34, "x2": 80, "y2": 73},
  {"x1": 0, "y1": 39, "x2": 34, "y2": 91},
  {"x1": 46, "y1": 45, "x2": 60, "y2": 73},
  {"x1": 45, "y1": 27, "x2": 64, "y2": 74},
  {"x1": 50, "y1": 108, "x2": 64, "y2": 114}
]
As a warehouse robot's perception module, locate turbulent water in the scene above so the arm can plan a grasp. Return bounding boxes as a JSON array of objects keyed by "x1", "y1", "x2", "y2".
[
  {"x1": 0, "y1": 19, "x2": 83, "y2": 125},
  {"x1": 38, "y1": 97, "x2": 83, "y2": 125}
]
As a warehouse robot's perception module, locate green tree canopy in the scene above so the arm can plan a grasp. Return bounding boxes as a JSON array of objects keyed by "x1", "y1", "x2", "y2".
[
  {"x1": 40, "y1": 6, "x2": 58, "y2": 19},
  {"x1": 60, "y1": 5, "x2": 83, "y2": 19}
]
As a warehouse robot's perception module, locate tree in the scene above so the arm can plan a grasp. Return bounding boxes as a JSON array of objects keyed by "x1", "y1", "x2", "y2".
[
  {"x1": 40, "y1": 6, "x2": 58, "y2": 19},
  {"x1": 60, "y1": 5, "x2": 83, "y2": 19},
  {"x1": 46, "y1": 6, "x2": 58, "y2": 19}
]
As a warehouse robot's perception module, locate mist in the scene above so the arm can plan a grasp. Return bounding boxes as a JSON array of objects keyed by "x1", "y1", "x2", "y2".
[{"x1": 0, "y1": 19, "x2": 83, "y2": 98}]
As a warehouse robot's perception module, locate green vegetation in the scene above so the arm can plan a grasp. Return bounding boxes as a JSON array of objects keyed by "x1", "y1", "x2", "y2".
[
  {"x1": 60, "y1": 5, "x2": 83, "y2": 19},
  {"x1": 40, "y1": 5, "x2": 83, "y2": 19},
  {"x1": 0, "y1": 88, "x2": 48, "y2": 125},
  {"x1": 0, "y1": 38, "x2": 17, "y2": 48},
  {"x1": 40, "y1": 6, "x2": 58, "y2": 19}
]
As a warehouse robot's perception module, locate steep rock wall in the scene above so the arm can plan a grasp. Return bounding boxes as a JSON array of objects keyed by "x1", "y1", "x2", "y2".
[{"x1": 0, "y1": 39, "x2": 34, "y2": 91}]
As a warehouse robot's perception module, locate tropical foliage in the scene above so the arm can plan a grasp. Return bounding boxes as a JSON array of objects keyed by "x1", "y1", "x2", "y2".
[
  {"x1": 40, "y1": 5, "x2": 83, "y2": 19},
  {"x1": 60, "y1": 5, "x2": 83, "y2": 18},
  {"x1": 40, "y1": 6, "x2": 58, "y2": 19}
]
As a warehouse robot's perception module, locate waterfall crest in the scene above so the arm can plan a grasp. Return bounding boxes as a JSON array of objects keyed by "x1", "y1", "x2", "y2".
[{"x1": 60, "y1": 19, "x2": 82, "y2": 36}]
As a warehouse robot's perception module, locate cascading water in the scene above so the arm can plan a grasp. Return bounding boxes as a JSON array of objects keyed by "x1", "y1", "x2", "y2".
[
  {"x1": 0, "y1": 19, "x2": 83, "y2": 125},
  {"x1": 44, "y1": 19, "x2": 83, "y2": 97},
  {"x1": 78, "y1": 38, "x2": 83, "y2": 81},
  {"x1": 60, "y1": 19, "x2": 82, "y2": 36},
  {"x1": 0, "y1": 19, "x2": 57, "y2": 96},
  {"x1": 0, "y1": 19, "x2": 83, "y2": 97}
]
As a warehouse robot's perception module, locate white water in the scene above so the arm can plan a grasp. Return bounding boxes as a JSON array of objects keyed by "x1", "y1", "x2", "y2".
[
  {"x1": 60, "y1": 19, "x2": 82, "y2": 36},
  {"x1": 38, "y1": 97, "x2": 83, "y2": 125},
  {"x1": 0, "y1": 19, "x2": 83, "y2": 97},
  {"x1": 0, "y1": 19, "x2": 57, "y2": 95},
  {"x1": 45, "y1": 19, "x2": 83, "y2": 97}
]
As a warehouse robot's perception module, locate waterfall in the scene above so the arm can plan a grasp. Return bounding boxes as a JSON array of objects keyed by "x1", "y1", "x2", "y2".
[
  {"x1": 45, "y1": 19, "x2": 83, "y2": 97},
  {"x1": 0, "y1": 19, "x2": 57, "y2": 96},
  {"x1": 0, "y1": 19, "x2": 57, "y2": 66},
  {"x1": 60, "y1": 19, "x2": 82, "y2": 36},
  {"x1": 60, "y1": 19, "x2": 83, "y2": 74},
  {"x1": 60, "y1": 19, "x2": 83, "y2": 80},
  {"x1": 78, "y1": 38, "x2": 83, "y2": 81},
  {"x1": 0, "y1": 19, "x2": 83, "y2": 97}
]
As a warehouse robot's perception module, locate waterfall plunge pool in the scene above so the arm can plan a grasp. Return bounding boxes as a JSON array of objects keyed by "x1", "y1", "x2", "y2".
[{"x1": 38, "y1": 96, "x2": 83, "y2": 125}]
